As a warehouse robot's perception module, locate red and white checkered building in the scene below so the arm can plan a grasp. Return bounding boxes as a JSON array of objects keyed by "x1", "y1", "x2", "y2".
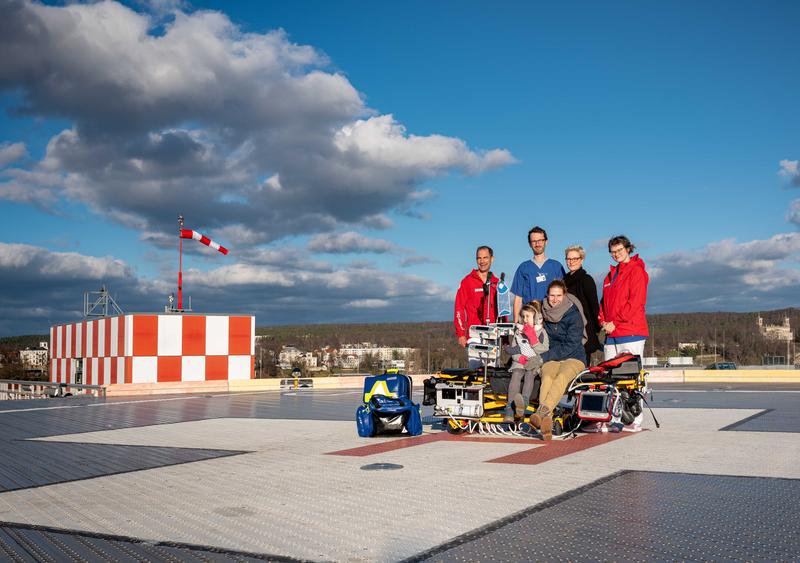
[{"x1": 49, "y1": 314, "x2": 255, "y2": 385}]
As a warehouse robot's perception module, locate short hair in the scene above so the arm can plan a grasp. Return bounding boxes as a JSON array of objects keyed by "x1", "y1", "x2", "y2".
[
  {"x1": 547, "y1": 279, "x2": 567, "y2": 294},
  {"x1": 520, "y1": 300, "x2": 542, "y2": 318},
  {"x1": 476, "y1": 245, "x2": 494, "y2": 257},
  {"x1": 527, "y1": 226, "x2": 547, "y2": 242},
  {"x1": 608, "y1": 235, "x2": 635, "y2": 253},
  {"x1": 565, "y1": 245, "x2": 585, "y2": 260}
]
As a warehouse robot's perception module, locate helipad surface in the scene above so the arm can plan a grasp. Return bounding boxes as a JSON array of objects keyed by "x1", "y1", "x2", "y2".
[{"x1": 0, "y1": 383, "x2": 798, "y2": 562}]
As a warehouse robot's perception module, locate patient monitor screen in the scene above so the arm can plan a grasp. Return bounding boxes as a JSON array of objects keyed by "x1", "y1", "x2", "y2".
[{"x1": 579, "y1": 392, "x2": 609, "y2": 413}]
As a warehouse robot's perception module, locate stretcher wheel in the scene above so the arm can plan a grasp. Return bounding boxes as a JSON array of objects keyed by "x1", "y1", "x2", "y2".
[
  {"x1": 446, "y1": 419, "x2": 468, "y2": 434},
  {"x1": 553, "y1": 419, "x2": 563, "y2": 437}
]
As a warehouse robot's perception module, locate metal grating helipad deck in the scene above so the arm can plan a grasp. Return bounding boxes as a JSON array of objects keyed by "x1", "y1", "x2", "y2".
[
  {"x1": 0, "y1": 386, "x2": 797, "y2": 561},
  {"x1": 0, "y1": 521, "x2": 304, "y2": 562},
  {"x1": 412, "y1": 470, "x2": 800, "y2": 562}
]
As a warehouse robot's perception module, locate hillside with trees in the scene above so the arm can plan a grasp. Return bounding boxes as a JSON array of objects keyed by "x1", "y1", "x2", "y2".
[
  {"x1": 3, "y1": 308, "x2": 797, "y2": 376},
  {"x1": 254, "y1": 307, "x2": 799, "y2": 371}
]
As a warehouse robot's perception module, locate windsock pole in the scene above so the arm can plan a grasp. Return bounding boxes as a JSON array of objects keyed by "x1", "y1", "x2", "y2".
[{"x1": 178, "y1": 215, "x2": 184, "y2": 310}]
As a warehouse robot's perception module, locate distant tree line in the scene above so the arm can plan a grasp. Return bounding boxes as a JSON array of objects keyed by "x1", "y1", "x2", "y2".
[{"x1": 3, "y1": 308, "x2": 797, "y2": 377}]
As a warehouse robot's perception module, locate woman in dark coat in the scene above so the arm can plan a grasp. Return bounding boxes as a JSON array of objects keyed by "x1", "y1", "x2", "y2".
[
  {"x1": 529, "y1": 280, "x2": 586, "y2": 440},
  {"x1": 563, "y1": 245, "x2": 601, "y2": 365}
]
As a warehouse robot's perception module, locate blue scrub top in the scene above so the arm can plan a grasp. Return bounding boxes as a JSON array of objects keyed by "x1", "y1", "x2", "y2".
[{"x1": 511, "y1": 258, "x2": 565, "y2": 303}]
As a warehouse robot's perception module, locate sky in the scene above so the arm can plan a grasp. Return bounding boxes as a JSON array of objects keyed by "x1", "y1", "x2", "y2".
[{"x1": 0, "y1": 0, "x2": 798, "y2": 336}]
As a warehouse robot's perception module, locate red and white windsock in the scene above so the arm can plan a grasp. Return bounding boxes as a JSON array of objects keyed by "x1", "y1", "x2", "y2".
[{"x1": 180, "y1": 229, "x2": 229, "y2": 255}]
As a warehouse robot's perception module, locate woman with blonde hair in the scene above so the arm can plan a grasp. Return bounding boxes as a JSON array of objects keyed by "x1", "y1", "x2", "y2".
[{"x1": 563, "y1": 244, "x2": 601, "y2": 365}]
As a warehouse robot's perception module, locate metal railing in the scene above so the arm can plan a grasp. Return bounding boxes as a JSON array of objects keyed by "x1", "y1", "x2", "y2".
[{"x1": 0, "y1": 380, "x2": 106, "y2": 400}]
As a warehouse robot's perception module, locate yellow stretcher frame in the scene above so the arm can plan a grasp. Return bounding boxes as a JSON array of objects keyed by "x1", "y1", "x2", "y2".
[{"x1": 433, "y1": 367, "x2": 649, "y2": 436}]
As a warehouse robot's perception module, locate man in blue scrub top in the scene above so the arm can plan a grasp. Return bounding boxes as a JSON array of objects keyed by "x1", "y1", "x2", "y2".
[{"x1": 511, "y1": 226, "x2": 566, "y2": 321}]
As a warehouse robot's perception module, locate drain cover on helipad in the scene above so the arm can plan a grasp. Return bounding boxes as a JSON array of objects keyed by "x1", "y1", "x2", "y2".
[{"x1": 360, "y1": 463, "x2": 403, "y2": 471}]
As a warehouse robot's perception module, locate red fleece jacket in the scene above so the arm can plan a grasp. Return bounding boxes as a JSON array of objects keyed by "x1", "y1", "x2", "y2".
[
  {"x1": 598, "y1": 255, "x2": 649, "y2": 338},
  {"x1": 454, "y1": 270, "x2": 499, "y2": 338}
]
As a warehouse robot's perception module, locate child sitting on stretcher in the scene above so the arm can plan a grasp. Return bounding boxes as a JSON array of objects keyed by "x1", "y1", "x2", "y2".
[{"x1": 503, "y1": 301, "x2": 549, "y2": 423}]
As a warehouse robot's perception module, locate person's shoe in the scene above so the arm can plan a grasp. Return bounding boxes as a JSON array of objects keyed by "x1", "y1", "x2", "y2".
[
  {"x1": 514, "y1": 393, "x2": 526, "y2": 419},
  {"x1": 502, "y1": 408, "x2": 514, "y2": 424},
  {"x1": 622, "y1": 422, "x2": 642, "y2": 433},
  {"x1": 540, "y1": 414, "x2": 553, "y2": 441},
  {"x1": 528, "y1": 406, "x2": 549, "y2": 429}
]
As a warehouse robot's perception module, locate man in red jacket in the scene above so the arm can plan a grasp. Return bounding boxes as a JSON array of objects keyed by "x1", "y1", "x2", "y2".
[
  {"x1": 599, "y1": 235, "x2": 649, "y2": 360},
  {"x1": 454, "y1": 246, "x2": 499, "y2": 347}
]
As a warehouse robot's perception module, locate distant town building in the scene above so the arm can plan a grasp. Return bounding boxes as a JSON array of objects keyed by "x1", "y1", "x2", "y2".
[
  {"x1": 19, "y1": 348, "x2": 49, "y2": 371},
  {"x1": 678, "y1": 342, "x2": 698, "y2": 351},
  {"x1": 278, "y1": 346, "x2": 317, "y2": 369},
  {"x1": 321, "y1": 347, "x2": 337, "y2": 367},
  {"x1": 338, "y1": 354, "x2": 360, "y2": 370},
  {"x1": 757, "y1": 316, "x2": 793, "y2": 341},
  {"x1": 276, "y1": 343, "x2": 416, "y2": 371},
  {"x1": 338, "y1": 343, "x2": 415, "y2": 363},
  {"x1": 304, "y1": 355, "x2": 318, "y2": 368}
]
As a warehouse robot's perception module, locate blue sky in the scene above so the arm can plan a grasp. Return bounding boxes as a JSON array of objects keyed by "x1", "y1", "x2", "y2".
[{"x1": 0, "y1": 0, "x2": 798, "y2": 336}]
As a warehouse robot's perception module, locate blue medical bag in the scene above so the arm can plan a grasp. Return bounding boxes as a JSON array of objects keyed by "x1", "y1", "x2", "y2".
[{"x1": 356, "y1": 372, "x2": 422, "y2": 437}]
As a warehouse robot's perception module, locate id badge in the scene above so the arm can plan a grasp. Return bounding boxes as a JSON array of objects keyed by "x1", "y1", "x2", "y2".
[{"x1": 536, "y1": 274, "x2": 546, "y2": 283}]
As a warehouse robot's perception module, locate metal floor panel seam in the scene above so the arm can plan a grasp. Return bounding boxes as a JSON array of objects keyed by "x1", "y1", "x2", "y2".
[
  {"x1": 399, "y1": 470, "x2": 633, "y2": 563},
  {"x1": 0, "y1": 521, "x2": 310, "y2": 563}
]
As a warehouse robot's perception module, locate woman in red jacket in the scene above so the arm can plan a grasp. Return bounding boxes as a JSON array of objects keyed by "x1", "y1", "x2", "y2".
[
  {"x1": 599, "y1": 235, "x2": 649, "y2": 361},
  {"x1": 597, "y1": 235, "x2": 649, "y2": 433}
]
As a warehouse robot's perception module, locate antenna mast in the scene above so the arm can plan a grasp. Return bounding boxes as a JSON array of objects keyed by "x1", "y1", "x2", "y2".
[
  {"x1": 84, "y1": 285, "x2": 124, "y2": 317},
  {"x1": 178, "y1": 215, "x2": 184, "y2": 310}
]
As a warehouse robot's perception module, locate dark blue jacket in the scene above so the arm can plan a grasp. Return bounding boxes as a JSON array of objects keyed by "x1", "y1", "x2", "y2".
[{"x1": 541, "y1": 304, "x2": 586, "y2": 363}]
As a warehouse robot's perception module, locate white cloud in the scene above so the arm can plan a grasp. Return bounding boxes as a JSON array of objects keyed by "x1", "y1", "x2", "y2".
[
  {"x1": 0, "y1": 1, "x2": 515, "y2": 335},
  {"x1": 347, "y1": 299, "x2": 390, "y2": 308},
  {"x1": 194, "y1": 264, "x2": 297, "y2": 288},
  {"x1": 0, "y1": 242, "x2": 147, "y2": 335},
  {"x1": 0, "y1": 241, "x2": 452, "y2": 336},
  {"x1": 0, "y1": 243, "x2": 131, "y2": 279},
  {"x1": 779, "y1": 159, "x2": 799, "y2": 185},
  {"x1": 333, "y1": 115, "x2": 515, "y2": 176},
  {"x1": 0, "y1": 142, "x2": 27, "y2": 167},
  {"x1": 360, "y1": 214, "x2": 394, "y2": 230},
  {"x1": 776, "y1": 159, "x2": 800, "y2": 226},
  {"x1": 646, "y1": 232, "x2": 800, "y2": 312},
  {"x1": 789, "y1": 199, "x2": 800, "y2": 226},
  {"x1": 0, "y1": 1, "x2": 513, "y2": 243},
  {"x1": 399, "y1": 255, "x2": 438, "y2": 267},
  {"x1": 307, "y1": 231, "x2": 397, "y2": 254}
]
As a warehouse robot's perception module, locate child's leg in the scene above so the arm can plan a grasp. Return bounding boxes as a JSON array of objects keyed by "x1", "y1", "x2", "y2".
[
  {"x1": 507, "y1": 369, "x2": 523, "y2": 404},
  {"x1": 521, "y1": 369, "x2": 539, "y2": 405},
  {"x1": 507, "y1": 369, "x2": 527, "y2": 419}
]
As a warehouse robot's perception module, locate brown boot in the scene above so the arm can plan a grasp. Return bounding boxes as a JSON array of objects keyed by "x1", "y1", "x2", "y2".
[
  {"x1": 529, "y1": 406, "x2": 549, "y2": 430},
  {"x1": 540, "y1": 413, "x2": 553, "y2": 441}
]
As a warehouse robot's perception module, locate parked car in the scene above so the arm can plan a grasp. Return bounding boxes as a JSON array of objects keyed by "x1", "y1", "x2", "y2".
[{"x1": 705, "y1": 362, "x2": 737, "y2": 370}]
